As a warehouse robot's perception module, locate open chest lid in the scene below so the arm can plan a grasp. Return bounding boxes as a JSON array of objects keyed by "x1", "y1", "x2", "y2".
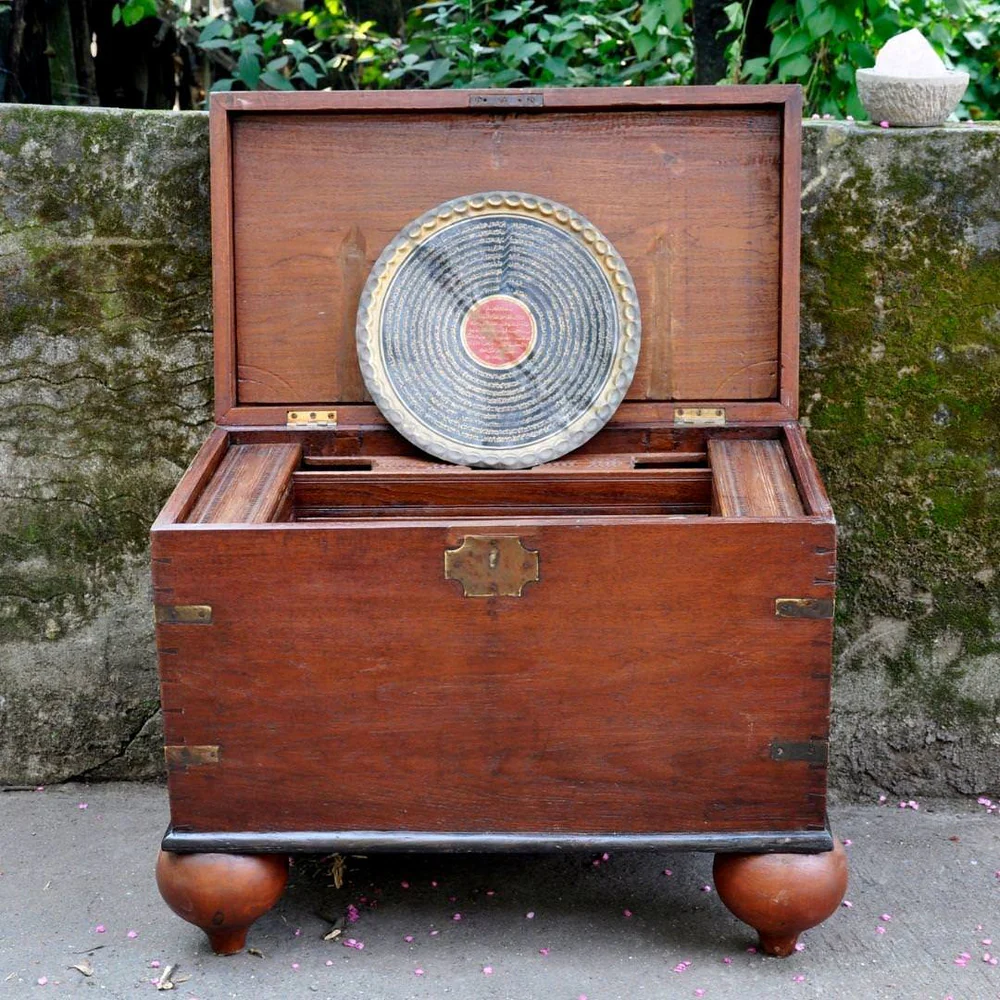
[{"x1": 210, "y1": 85, "x2": 802, "y2": 429}]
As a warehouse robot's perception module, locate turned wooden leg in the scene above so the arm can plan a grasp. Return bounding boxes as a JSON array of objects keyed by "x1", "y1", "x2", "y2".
[
  {"x1": 713, "y1": 839, "x2": 848, "y2": 957},
  {"x1": 156, "y1": 850, "x2": 289, "y2": 955}
]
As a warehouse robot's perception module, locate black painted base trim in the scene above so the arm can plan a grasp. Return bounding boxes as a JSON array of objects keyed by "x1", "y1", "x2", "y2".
[{"x1": 161, "y1": 825, "x2": 834, "y2": 855}]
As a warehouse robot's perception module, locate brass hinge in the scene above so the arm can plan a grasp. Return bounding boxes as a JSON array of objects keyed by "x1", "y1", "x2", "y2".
[
  {"x1": 674, "y1": 407, "x2": 726, "y2": 427},
  {"x1": 165, "y1": 745, "x2": 221, "y2": 771},
  {"x1": 155, "y1": 604, "x2": 213, "y2": 625},
  {"x1": 469, "y1": 93, "x2": 544, "y2": 109},
  {"x1": 287, "y1": 409, "x2": 338, "y2": 428},
  {"x1": 775, "y1": 597, "x2": 835, "y2": 619},
  {"x1": 770, "y1": 740, "x2": 828, "y2": 765}
]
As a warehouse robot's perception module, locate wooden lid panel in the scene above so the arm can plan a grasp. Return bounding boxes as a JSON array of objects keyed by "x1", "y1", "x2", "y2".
[{"x1": 213, "y1": 88, "x2": 800, "y2": 423}]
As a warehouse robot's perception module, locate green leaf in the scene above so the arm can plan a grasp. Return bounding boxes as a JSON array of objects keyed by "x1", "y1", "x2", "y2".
[
  {"x1": 426, "y1": 58, "x2": 452, "y2": 84},
  {"x1": 237, "y1": 48, "x2": 262, "y2": 88},
  {"x1": 233, "y1": 0, "x2": 256, "y2": 24},
  {"x1": 963, "y1": 29, "x2": 989, "y2": 50},
  {"x1": 266, "y1": 55, "x2": 290, "y2": 71},
  {"x1": 770, "y1": 29, "x2": 811, "y2": 60},
  {"x1": 260, "y1": 68, "x2": 295, "y2": 90},
  {"x1": 199, "y1": 18, "x2": 231, "y2": 43},
  {"x1": 295, "y1": 61, "x2": 318, "y2": 86},
  {"x1": 122, "y1": 0, "x2": 157, "y2": 27},
  {"x1": 632, "y1": 28, "x2": 655, "y2": 59},
  {"x1": 723, "y1": 2, "x2": 744, "y2": 31},
  {"x1": 742, "y1": 55, "x2": 769, "y2": 80},
  {"x1": 111, "y1": 4, "x2": 122, "y2": 25},
  {"x1": 210, "y1": 78, "x2": 235, "y2": 92},
  {"x1": 199, "y1": 38, "x2": 235, "y2": 49},
  {"x1": 846, "y1": 42, "x2": 874, "y2": 68},
  {"x1": 779, "y1": 52, "x2": 813, "y2": 78},
  {"x1": 804, "y1": 6, "x2": 835, "y2": 40}
]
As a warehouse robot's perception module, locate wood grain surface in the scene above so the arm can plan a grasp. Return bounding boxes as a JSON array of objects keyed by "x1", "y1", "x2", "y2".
[
  {"x1": 208, "y1": 88, "x2": 802, "y2": 424},
  {"x1": 153, "y1": 512, "x2": 834, "y2": 836},
  {"x1": 187, "y1": 443, "x2": 300, "y2": 523},
  {"x1": 709, "y1": 439, "x2": 804, "y2": 518}
]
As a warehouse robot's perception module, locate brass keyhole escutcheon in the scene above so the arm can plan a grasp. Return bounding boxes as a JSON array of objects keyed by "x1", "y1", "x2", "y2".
[{"x1": 444, "y1": 536, "x2": 539, "y2": 597}]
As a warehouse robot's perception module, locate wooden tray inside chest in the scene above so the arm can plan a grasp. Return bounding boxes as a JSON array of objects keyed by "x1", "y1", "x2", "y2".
[{"x1": 178, "y1": 425, "x2": 812, "y2": 524}]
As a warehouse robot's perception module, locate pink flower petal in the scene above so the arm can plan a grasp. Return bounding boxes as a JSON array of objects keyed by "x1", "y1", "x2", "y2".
[
  {"x1": 37, "y1": 978, "x2": 48, "y2": 986},
  {"x1": 794, "y1": 942, "x2": 805, "y2": 952},
  {"x1": 482, "y1": 966, "x2": 493, "y2": 975},
  {"x1": 486, "y1": 890, "x2": 495, "y2": 896},
  {"x1": 880, "y1": 914, "x2": 892, "y2": 922},
  {"x1": 746, "y1": 946, "x2": 757, "y2": 954},
  {"x1": 695, "y1": 991, "x2": 705, "y2": 998},
  {"x1": 325, "y1": 960, "x2": 333, "y2": 966},
  {"x1": 843, "y1": 839, "x2": 853, "y2": 846},
  {"x1": 404, "y1": 935, "x2": 414, "y2": 942},
  {"x1": 663, "y1": 869, "x2": 673, "y2": 876},
  {"x1": 983, "y1": 939, "x2": 993, "y2": 946},
  {"x1": 700, "y1": 884, "x2": 713, "y2": 893},
  {"x1": 291, "y1": 963, "x2": 299, "y2": 970},
  {"x1": 842, "y1": 900, "x2": 853, "y2": 908},
  {"x1": 722, "y1": 957, "x2": 732, "y2": 965},
  {"x1": 526, "y1": 911, "x2": 535, "y2": 919},
  {"x1": 452, "y1": 913, "x2": 462, "y2": 921},
  {"x1": 879, "y1": 121, "x2": 890, "y2": 129},
  {"x1": 793, "y1": 974, "x2": 805, "y2": 982},
  {"x1": 876, "y1": 926, "x2": 886, "y2": 935},
  {"x1": 150, "y1": 961, "x2": 160, "y2": 969},
  {"x1": 78, "y1": 803, "x2": 88, "y2": 810},
  {"x1": 95, "y1": 925, "x2": 106, "y2": 934},
  {"x1": 878, "y1": 794, "x2": 887, "y2": 803},
  {"x1": 429, "y1": 930, "x2": 439, "y2": 936},
  {"x1": 431, "y1": 880, "x2": 438, "y2": 887},
  {"x1": 126, "y1": 930, "x2": 138, "y2": 939},
  {"x1": 602, "y1": 853, "x2": 610, "y2": 861},
  {"x1": 623, "y1": 909, "x2": 633, "y2": 918},
  {"x1": 414, "y1": 968, "x2": 425, "y2": 976},
  {"x1": 539, "y1": 948, "x2": 550, "y2": 956},
  {"x1": 294, "y1": 927, "x2": 301, "y2": 937},
  {"x1": 401, "y1": 881, "x2": 409, "y2": 889}
]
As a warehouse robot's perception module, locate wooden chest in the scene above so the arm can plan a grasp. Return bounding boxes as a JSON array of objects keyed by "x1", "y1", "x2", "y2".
[{"x1": 152, "y1": 86, "x2": 847, "y2": 958}]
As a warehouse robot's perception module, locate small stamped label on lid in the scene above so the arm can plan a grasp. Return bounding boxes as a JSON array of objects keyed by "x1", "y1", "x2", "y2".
[{"x1": 460, "y1": 294, "x2": 537, "y2": 370}]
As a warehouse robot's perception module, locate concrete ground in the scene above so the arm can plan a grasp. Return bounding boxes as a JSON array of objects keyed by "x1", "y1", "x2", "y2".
[{"x1": 0, "y1": 785, "x2": 998, "y2": 1000}]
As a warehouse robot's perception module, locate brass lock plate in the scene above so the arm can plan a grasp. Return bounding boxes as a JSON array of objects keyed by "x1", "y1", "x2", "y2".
[{"x1": 444, "y1": 536, "x2": 539, "y2": 597}]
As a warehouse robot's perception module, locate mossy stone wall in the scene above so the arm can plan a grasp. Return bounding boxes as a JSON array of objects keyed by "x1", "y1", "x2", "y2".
[
  {"x1": 0, "y1": 106, "x2": 997, "y2": 796},
  {"x1": 802, "y1": 122, "x2": 1000, "y2": 796}
]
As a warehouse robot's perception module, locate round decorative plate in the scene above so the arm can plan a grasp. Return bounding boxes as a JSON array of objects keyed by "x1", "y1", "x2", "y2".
[{"x1": 356, "y1": 192, "x2": 640, "y2": 469}]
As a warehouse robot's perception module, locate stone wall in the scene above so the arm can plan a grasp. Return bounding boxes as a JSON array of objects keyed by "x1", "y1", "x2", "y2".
[{"x1": 0, "y1": 105, "x2": 997, "y2": 796}]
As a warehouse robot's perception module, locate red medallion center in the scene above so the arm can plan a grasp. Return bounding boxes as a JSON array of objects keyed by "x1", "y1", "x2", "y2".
[{"x1": 461, "y1": 294, "x2": 537, "y2": 370}]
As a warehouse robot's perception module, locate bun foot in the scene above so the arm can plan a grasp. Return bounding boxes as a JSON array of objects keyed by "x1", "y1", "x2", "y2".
[
  {"x1": 156, "y1": 850, "x2": 289, "y2": 955},
  {"x1": 713, "y1": 839, "x2": 848, "y2": 957}
]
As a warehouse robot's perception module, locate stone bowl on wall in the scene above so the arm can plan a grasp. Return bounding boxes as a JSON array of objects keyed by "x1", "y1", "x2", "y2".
[{"x1": 856, "y1": 68, "x2": 969, "y2": 126}]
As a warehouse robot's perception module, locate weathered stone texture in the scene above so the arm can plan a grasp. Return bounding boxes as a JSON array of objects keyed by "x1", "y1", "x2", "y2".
[
  {"x1": 0, "y1": 106, "x2": 212, "y2": 783},
  {"x1": 802, "y1": 122, "x2": 1000, "y2": 798},
  {"x1": 0, "y1": 108, "x2": 997, "y2": 798}
]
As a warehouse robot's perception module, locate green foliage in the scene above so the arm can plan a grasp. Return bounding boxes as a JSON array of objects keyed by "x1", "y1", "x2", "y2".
[
  {"x1": 724, "y1": 0, "x2": 1000, "y2": 119},
  {"x1": 386, "y1": 0, "x2": 691, "y2": 88},
  {"x1": 112, "y1": 0, "x2": 159, "y2": 28},
  {"x1": 193, "y1": 0, "x2": 385, "y2": 92},
  {"x1": 112, "y1": 0, "x2": 998, "y2": 119}
]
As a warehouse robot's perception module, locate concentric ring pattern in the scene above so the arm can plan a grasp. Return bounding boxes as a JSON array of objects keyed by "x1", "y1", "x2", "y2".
[{"x1": 356, "y1": 193, "x2": 641, "y2": 468}]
